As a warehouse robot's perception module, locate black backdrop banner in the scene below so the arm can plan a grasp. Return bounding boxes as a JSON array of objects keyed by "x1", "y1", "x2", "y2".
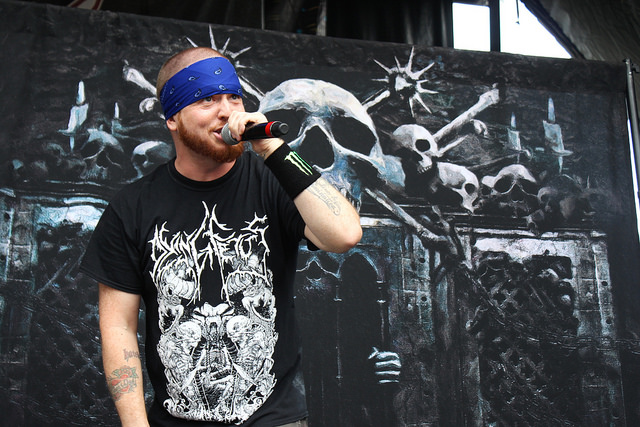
[{"x1": 1, "y1": 0, "x2": 640, "y2": 425}]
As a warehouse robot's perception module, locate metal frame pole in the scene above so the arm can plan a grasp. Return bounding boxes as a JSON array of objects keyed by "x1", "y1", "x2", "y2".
[
  {"x1": 625, "y1": 59, "x2": 640, "y2": 207},
  {"x1": 489, "y1": 0, "x2": 501, "y2": 52}
]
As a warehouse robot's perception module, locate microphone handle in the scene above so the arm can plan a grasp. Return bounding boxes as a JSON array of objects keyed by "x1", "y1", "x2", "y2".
[
  {"x1": 221, "y1": 121, "x2": 289, "y2": 145},
  {"x1": 244, "y1": 121, "x2": 289, "y2": 139}
]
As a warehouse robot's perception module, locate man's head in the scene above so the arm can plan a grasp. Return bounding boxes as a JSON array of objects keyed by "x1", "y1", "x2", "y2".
[
  {"x1": 156, "y1": 47, "x2": 224, "y2": 99},
  {"x1": 157, "y1": 47, "x2": 243, "y2": 119},
  {"x1": 157, "y1": 47, "x2": 245, "y2": 163}
]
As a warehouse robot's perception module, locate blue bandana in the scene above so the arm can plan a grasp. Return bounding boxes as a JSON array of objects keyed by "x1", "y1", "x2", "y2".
[{"x1": 159, "y1": 57, "x2": 243, "y2": 118}]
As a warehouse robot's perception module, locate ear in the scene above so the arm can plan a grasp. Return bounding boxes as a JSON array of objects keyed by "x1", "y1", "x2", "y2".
[{"x1": 166, "y1": 115, "x2": 178, "y2": 132}]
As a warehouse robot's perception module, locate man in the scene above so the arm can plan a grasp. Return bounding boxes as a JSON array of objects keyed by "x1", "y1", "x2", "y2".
[{"x1": 80, "y1": 47, "x2": 362, "y2": 426}]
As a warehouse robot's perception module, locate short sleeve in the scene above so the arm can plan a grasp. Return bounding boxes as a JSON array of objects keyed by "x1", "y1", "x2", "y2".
[{"x1": 80, "y1": 203, "x2": 144, "y2": 294}]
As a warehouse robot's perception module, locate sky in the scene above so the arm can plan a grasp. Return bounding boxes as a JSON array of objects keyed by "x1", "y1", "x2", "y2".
[{"x1": 452, "y1": 0, "x2": 571, "y2": 59}]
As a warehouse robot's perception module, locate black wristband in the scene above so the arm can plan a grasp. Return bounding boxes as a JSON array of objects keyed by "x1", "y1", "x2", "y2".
[{"x1": 264, "y1": 143, "x2": 321, "y2": 199}]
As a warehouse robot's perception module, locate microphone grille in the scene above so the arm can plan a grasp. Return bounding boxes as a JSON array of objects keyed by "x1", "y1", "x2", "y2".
[{"x1": 221, "y1": 124, "x2": 240, "y2": 145}]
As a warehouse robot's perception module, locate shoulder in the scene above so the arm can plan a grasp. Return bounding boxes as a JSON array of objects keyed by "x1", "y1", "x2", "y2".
[{"x1": 108, "y1": 162, "x2": 171, "y2": 211}]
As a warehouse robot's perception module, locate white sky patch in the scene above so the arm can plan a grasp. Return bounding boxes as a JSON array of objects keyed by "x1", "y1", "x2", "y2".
[{"x1": 453, "y1": 0, "x2": 571, "y2": 59}]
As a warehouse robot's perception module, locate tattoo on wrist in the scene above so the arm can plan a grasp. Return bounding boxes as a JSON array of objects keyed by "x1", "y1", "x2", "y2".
[
  {"x1": 309, "y1": 179, "x2": 341, "y2": 215},
  {"x1": 107, "y1": 365, "x2": 139, "y2": 402}
]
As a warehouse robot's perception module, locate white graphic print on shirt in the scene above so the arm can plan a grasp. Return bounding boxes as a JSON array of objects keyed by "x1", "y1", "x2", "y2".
[{"x1": 149, "y1": 203, "x2": 277, "y2": 423}]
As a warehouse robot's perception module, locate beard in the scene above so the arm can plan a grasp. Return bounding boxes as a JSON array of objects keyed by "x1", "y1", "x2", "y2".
[{"x1": 176, "y1": 117, "x2": 244, "y2": 163}]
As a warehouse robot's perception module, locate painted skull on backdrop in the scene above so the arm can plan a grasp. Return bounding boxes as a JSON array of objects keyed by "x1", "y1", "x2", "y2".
[
  {"x1": 258, "y1": 78, "x2": 405, "y2": 209},
  {"x1": 478, "y1": 164, "x2": 540, "y2": 217}
]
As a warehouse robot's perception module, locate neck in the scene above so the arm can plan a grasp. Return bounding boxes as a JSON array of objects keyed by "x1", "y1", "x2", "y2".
[{"x1": 174, "y1": 152, "x2": 237, "y2": 181}]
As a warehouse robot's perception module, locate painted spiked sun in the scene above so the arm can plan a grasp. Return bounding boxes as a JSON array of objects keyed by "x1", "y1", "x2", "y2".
[
  {"x1": 188, "y1": 26, "x2": 263, "y2": 100},
  {"x1": 364, "y1": 47, "x2": 437, "y2": 118}
]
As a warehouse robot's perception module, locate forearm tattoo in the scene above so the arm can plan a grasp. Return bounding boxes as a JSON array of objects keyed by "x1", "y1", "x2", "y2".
[
  {"x1": 309, "y1": 179, "x2": 342, "y2": 215},
  {"x1": 106, "y1": 365, "x2": 139, "y2": 402},
  {"x1": 123, "y1": 348, "x2": 141, "y2": 362}
]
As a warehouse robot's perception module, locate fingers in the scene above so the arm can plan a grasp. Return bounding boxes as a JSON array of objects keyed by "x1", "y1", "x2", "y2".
[
  {"x1": 369, "y1": 346, "x2": 402, "y2": 384},
  {"x1": 227, "y1": 111, "x2": 268, "y2": 141}
]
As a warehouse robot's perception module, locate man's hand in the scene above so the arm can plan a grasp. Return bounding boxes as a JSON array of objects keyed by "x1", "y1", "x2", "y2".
[{"x1": 226, "y1": 111, "x2": 284, "y2": 158}]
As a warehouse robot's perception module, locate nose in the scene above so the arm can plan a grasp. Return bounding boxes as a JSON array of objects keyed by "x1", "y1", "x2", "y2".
[{"x1": 217, "y1": 97, "x2": 233, "y2": 120}]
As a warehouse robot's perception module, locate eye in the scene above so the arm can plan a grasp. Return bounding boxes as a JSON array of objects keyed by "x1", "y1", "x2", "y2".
[
  {"x1": 203, "y1": 96, "x2": 213, "y2": 102},
  {"x1": 331, "y1": 115, "x2": 377, "y2": 155},
  {"x1": 415, "y1": 139, "x2": 433, "y2": 152}
]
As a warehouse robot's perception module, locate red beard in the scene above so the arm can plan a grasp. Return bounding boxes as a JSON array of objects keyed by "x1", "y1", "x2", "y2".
[{"x1": 177, "y1": 117, "x2": 245, "y2": 163}]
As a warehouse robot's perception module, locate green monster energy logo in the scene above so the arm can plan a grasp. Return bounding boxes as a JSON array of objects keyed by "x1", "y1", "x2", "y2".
[{"x1": 285, "y1": 151, "x2": 314, "y2": 176}]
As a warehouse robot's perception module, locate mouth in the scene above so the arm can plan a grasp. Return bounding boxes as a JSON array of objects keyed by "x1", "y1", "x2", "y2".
[{"x1": 211, "y1": 128, "x2": 224, "y2": 142}]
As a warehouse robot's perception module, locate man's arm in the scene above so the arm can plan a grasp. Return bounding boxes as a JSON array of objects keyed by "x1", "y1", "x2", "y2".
[
  {"x1": 228, "y1": 111, "x2": 363, "y2": 253},
  {"x1": 294, "y1": 177, "x2": 362, "y2": 253},
  {"x1": 99, "y1": 283, "x2": 149, "y2": 427}
]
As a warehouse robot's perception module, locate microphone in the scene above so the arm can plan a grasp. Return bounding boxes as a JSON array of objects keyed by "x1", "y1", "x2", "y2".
[{"x1": 221, "y1": 121, "x2": 289, "y2": 145}]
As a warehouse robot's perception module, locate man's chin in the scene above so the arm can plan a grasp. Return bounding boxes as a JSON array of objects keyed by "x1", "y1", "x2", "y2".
[
  {"x1": 176, "y1": 121, "x2": 245, "y2": 163},
  {"x1": 208, "y1": 142, "x2": 245, "y2": 163},
  {"x1": 181, "y1": 137, "x2": 244, "y2": 163}
]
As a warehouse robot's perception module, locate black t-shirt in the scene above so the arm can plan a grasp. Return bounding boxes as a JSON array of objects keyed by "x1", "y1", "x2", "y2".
[{"x1": 81, "y1": 152, "x2": 309, "y2": 426}]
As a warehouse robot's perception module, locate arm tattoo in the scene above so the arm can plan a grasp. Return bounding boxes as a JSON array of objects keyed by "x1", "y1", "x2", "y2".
[
  {"x1": 123, "y1": 348, "x2": 141, "y2": 362},
  {"x1": 106, "y1": 365, "x2": 139, "y2": 402},
  {"x1": 308, "y1": 179, "x2": 342, "y2": 215}
]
